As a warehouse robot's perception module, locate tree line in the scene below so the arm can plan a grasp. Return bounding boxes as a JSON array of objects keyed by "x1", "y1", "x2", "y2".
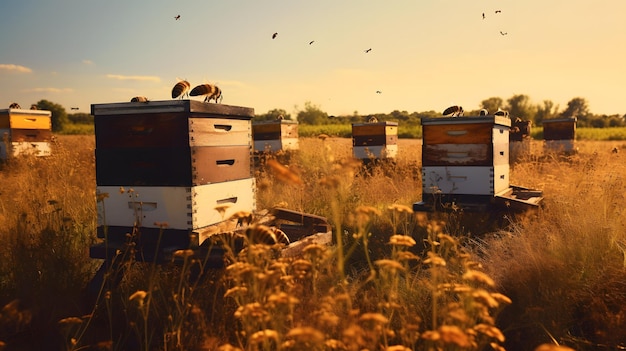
[
  {"x1": 256, "y1": 95, "x2": 626, "y2": 128},
  {"x1": 22, "y1": 95, "x2": 626, "y2": 133}
]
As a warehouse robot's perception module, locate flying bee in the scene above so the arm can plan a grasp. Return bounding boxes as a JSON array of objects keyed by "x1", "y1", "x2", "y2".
[
  {"x1": 9, "y1": 102, "x2": 21, "y2": 109},
  {"x1": 130, "y1": 96, "x2": 149, "y2": 102},
  {"x1": 190, "y1": 83, "x2": 223, "y2": 103},
  {"x1": 443, "y1": 105, "x2": 464, "y2": 117},
  {"x1": 171, "y1": 79, "x2": 191, "y2": 99},
  {"x1": 245, "y1": 225, "x2": 290, "y2": 245}
]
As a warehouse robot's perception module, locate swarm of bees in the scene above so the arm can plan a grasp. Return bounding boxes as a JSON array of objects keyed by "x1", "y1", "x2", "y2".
[{"x1": 190, "y1": 83, "x2": 223, "y2": 103}]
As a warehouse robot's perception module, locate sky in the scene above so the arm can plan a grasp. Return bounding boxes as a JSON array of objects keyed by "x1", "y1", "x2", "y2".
[{"x1": 1, "y1": 0, "x2": 625, "y2": 117}]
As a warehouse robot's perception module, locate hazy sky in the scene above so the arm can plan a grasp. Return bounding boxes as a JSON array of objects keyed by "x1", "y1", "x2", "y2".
[{"x1": 1, "y1": 0, "x2": 624, "y2": 117}]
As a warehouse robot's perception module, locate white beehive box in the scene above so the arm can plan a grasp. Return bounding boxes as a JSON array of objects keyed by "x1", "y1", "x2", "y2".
[
  {"x1": 352, "y1": 121, "x2": 398, "y2": 160},
  {"x1": 97, "y1": 177, "x2": 256, "y2": 230},
  {"x1": 421, "y1": 115, "x2": 510, "y2": 197},
  {"x1": 252, "y1": 119, "x2": 299, "y2": 153}
]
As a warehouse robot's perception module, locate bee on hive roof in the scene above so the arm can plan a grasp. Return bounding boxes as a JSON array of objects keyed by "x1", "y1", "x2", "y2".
[
  {"x1": 171, "y1": 79, "x2": 191, "y2": 99},
  {"x1": 130, "y1": 96, "x2": 149, "y2": 103},
  {"x1": 190, "y1": 83, "x2": 223, "y2": 103},
  {"x1": 443, "y1": 105, "x2": 464, "y2": 117},
  {"x1": 9, "y1": 102, "x2": 20, "y2": 109},
  {"x1": 494, "y1": 108, "x2": 510, "y2": 118}
]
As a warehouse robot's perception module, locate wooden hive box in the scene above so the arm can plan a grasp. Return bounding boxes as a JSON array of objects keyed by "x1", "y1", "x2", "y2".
[
  {"x1": 0, "y1": 108, "x2": 52, "y2": 159},
  {"x1": 252, "y1": 119, "x2": 299, "y2": 153},
  {"x1": 421, "y1": 115, "x2": 511, "y2": 198},
  {"x1": 92, "y1": 100, "x2": 256, "y2": 249},
  {"x1": 93, "y1": 100, "x2": 253, "y2": 186},
  {"x1": 351, "y1": 121, "x2": 398, "y2": 159},
  {"x1": 542, "y1": 117, "x2": 577, "y2": 154}
]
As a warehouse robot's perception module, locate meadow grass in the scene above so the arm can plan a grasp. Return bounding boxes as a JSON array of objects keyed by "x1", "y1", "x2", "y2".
[{"x1": 0, "y1": 136, "x2": 623, "y2": 350}]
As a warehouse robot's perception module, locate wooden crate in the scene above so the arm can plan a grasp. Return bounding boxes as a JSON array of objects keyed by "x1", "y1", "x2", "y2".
[
  {"x1": 252, "y1": 119, "x2": 299, "y2": 152},
  {"x1": 96, "y1": 177, "x2": 256, "y2": 231},
  {"x1": 352, "y1": 121, "x2": 398, "y2": 159}
]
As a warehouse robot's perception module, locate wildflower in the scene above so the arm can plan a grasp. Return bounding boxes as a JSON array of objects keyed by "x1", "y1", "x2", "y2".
[
  {"x1": 388, "y1": 204, "x2": 414, "y2": 214},
  {"x1": 173, "y1": 249, "x2": 194, "y2": 258},
  {"x1": 217, "y1": 344, "x2": 243, "y2": 351},
  {"x1": 473, "y1": 289, "x2": 500, "y2": 308},
  {"x1": 224, "y1": 286, "x2": 248, "y2": 298},
  {"x1": 534, "y1": 344, "x2": 575, "y2": 351},
  {"x1": 423, "y1": 251, "x2": 446, "y2": 266},
  {"x1": 129, "y1": 290, "x2": 148, "y2": 307},
  {"x1": 375, "y1": 259, "x2": 405, "y2": 272},
  {"x1": 474, "y1": 324, "x2": 506, "y2": 342},
  {"x1": 463, "y1": 269, "x2": 495, "y2": 287},
  {"x1": 395, "y1": 251, "x2": 420, "y2": 262},
  {"x1": 359, "y1": 312, "x2": 389, "y2": 325},
  {"x1": 58, "y1": 317, "x2": 83, "y2": 326},
  {"x1": 267, "y1": 292, "x2": 300, "y2": 306},
  {"x1": 267, "y1": 159, "x2": 303, "y2": 185},
  {"x1": 250, "y1": 329, "x2": 279, "y2": 344},
  {"x1": 421, "y1": 330, "x2": 440, "y2": 341},
  {"x1": 437, "y1": 233, "x2": 458, "y2": 246},
  {"x1": 386, "y1": 345, "x2": 412, "y2": 351},
  {"x1": 286, "y1": 326, "x2": 325, "y2": 344},
  {"x1": 438, "y1": 325, "x2": 471, "y2": 348},
  {"x1": 490, "y1": 292, "x2": 512, "y2": 305},
  {"x1": 388, "y1": 234, "x2": 416, "y2": 247},
  {"x1": 325, "y1": 339, "x2": 347, "y2": 350}
]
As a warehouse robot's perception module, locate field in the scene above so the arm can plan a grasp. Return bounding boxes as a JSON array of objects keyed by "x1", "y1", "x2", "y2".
[{"x1": 0, "y1": 135, "x2": 625, "y2": 351}]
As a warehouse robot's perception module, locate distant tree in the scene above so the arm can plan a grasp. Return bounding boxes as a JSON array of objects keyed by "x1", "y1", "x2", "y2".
[
  {"x1": 535, "y1": 100, "x2": 559, "y2": 124},
  {"x1": 68, "y1": 112, "x2": 94, "y2": 125},
  {"x1": 255, "y1": 108, "x2": 291, "y2": 121},
  {"x1": 560, "y1": 97, "x2": 590, "y2": 121},
  {"x1": 505, "y1": 94, "x2": 537, "y2": 122},
  {"x1": 296, "y1": 101, "x2": 328, "y2": 125},
  {"x1": 36, "y1": 100, "x2": 69, "y2": 132}
]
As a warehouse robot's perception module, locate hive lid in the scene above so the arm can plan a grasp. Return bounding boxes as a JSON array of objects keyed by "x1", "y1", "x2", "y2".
[
  {"x1": 91, "y1": 99, "x2": 254, "y2": 119},
  {"x1": 421, "y1": 115, "x2": 511, "y2": 127},
  {"x1": 351, "y1": 121, "x2": 398, "y2": 127}
]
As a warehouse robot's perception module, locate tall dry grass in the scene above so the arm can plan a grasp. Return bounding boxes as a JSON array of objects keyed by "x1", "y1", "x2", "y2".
[{"x1": 0, "y1": 135, "x2": 624, "y2": 350}]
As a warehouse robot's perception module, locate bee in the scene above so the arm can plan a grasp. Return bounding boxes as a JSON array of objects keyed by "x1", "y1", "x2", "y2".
[
  {"x1": 494, "y1": 108, "x2": 510, "y2": 118},
  {"x1": 443, "y1": 105, "x2": 464, "y2": 117},
  {"x1": 30, "y1": 104, "x2": 38, "y2": 110},
  {"x1": 171, "y1": 79, "x2": 191, "y2": 99},
  {"x1": 272, "y1": 32, "x2": 278, "y2": 39},
  {"x1": 245, "y1": 225, "x2": 290, "y2": 245},
  {"x1": 174, "y1": 15, "x2": 181, "y2": 20},
  {"x1": 190, "y1": 83, "x2": 223, "y2": 103},
  {"x1": 479, "y1": 109, "x2": 489, "y2": 116},
  {"x1": 130, "y1": 96, "x2": 149, "y2": 103},
  {"x1": 9, "y1": 102, "x2": 21, "y2": 109}
]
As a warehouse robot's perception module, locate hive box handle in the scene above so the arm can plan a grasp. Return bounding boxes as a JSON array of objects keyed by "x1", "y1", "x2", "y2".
[
  {"x1": 216, "y1": 159, "x2": 235, "y2": 166},
  {"x1": 214, "y1": 124, "x2": 233, "y2": 131}
]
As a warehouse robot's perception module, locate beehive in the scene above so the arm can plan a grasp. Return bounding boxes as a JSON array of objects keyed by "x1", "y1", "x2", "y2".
[
  {"x1": 91, "y1": 100, "x2": 256, "y2": 251},
  {"x1": 252, "y1": 119, "x2": 299, "y2": 153},
  {"x1": 352, "y1": 121, "x2": 398, "y2": 160},
  {"x1": 509, "y1": 119, "x2": 533, "y2": 161},
  {"x1": 542, "y1": 117, "x2": 577, "y2": 154},
  {"x1": 420, "y1": 115, "x2": 511, "y2": 202},
  {"x1": 0, "y1": 108, "x2": 52, "y2": 159}
]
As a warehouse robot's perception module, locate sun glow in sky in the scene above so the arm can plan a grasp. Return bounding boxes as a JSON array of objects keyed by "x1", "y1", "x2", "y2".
[{"x1": 1, "y1": 0, "x2": 625, "y2": 116}]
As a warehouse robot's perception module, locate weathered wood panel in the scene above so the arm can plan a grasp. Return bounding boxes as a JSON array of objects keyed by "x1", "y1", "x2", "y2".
[
  {"x1": 423, "y1": 123, "x2": 494, "y2": 144},
  {"x1": 8, "y1": 128, "x2": 53, "y2": 142},
  {"x1": 96, "y1": 178, "x2": 256, "y2": 230},
  {"x1": 352, "y1": 134, "x2": 398, "y2": 147},
  {"x1": 189, "y1": 118, "x2": 251, "y2": 146},
  {"x1": 0, "y1": 110, "x2": 52, "y2": 129},
  {"x1": 351, "y1": 123, "x2": 398, "y2": 137},
  {"x1": 95, "y1": 113, "x2": 190, "y2": 148},
  {"x1": 353, "y1": 144, "x2": 398, "y2": 159},
  {"x1": 96, "y1": 145, "x2": 251, "y2": 186},
  {"x1": 254, "y1": 138, "x2": 299, "y2": 153}
]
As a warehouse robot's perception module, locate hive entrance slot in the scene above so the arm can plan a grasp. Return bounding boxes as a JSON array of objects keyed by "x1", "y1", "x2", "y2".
[
  {"x1": 216, "y1": 159, "x2": 235, "y2": 166},
  {"x1": 214, "y1": 124, "x2": 232, "y2": 131},
  {"x1": 217, "y1": 197, "x2": 238, "y2": 205}
]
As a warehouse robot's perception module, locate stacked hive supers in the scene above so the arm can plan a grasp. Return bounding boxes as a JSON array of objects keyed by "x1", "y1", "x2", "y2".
[
  {"x1": 91, "y1": 100, "x2": 256, "y2": 259},
  {"x1": 0, "y1": 108, "x2": 52, "y2": 160},
  {"x1": 420, "y1": 115, "x2": 511, "y2": 206},
  {"x1": 252, "y1": 119, "x2": 299, "y2": 153},
  {"x1": 351, "y1": 121, "x2": 398, "y2": 161}
]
